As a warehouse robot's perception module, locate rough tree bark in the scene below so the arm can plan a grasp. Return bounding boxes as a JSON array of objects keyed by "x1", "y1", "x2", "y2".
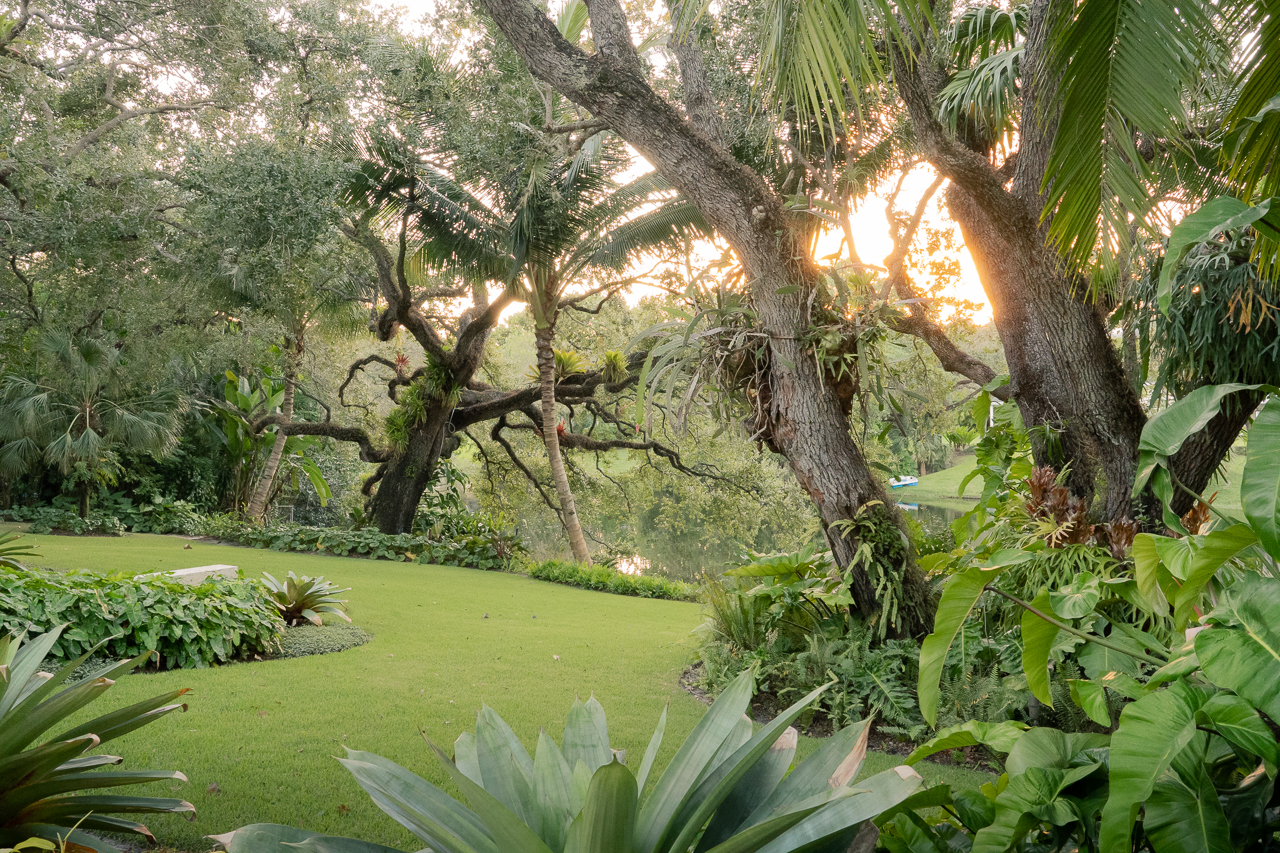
[
  {"x1": 535, "y1": 322, "x2": 593, "y2": 563},
  {"x1": 246, "y1": 334, "x2": 300, "y2": 520},
  {"x1": 892, "y1": 4, "x2": 1147, "y2": 522},
  {"x1": 472, "y1": 0, "x2": 935, "y2": 635}
]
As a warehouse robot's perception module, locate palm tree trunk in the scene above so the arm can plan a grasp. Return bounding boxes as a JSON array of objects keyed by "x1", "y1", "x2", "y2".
[
  {"x1": 535, "y1": 324, "x2": 591, "y2": 564},
  {"x1": 247, "y1": 342, "x2": 298, "y2": 521},
  {"x1": 78, "y1": 479, "x2": 90, "y2": 519}
]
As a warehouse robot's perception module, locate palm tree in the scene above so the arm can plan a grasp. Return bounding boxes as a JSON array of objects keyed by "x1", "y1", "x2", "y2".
[
  {"x1": 352, "y1": 132, "x2": 705, "y2": 561},
  {"x1": 0, "y1": 333, "x2": 187, "y2": 517}
]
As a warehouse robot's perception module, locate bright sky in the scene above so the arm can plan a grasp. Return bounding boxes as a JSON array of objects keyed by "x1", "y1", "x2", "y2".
[{"x1": 379, "y1": 0, "x2": 993, "y2": 323}]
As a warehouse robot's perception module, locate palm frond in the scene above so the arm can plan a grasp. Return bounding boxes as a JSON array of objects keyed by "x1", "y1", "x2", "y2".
[
  {"x1": 1041, "y1": 0, "x2": 1222, "y2": 269},
  {"x1": 585, "y1": 200, "x2": 712, "y2": 270},
  {"x1": 950, "y1": 4, "x2": 1027, "y2": 66},
  {"x1": 1224, "y1": 0, "x2": 1280, "y2": 200},
  {"x1": 937, "y1": 46, "x2": 1022, "y2": 143}
]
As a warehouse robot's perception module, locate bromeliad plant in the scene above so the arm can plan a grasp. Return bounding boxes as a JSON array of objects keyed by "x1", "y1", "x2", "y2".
[
  {"x1": 260, "y1": 572, "x2": 351, "y2": 627},
  {"x1": 0, "y1": 626, "x2": 193, "y2": 853},
  {"x1": 889, "y1": 386, "x2": 1280, "y2": 852},
  {"x1": 215, "y1": 669, "x2": 924, "y2": 853}
]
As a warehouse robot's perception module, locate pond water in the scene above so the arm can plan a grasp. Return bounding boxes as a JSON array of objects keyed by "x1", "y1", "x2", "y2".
[{"x1": 615, "y1": 501, "x2": 971, "y2": 584}]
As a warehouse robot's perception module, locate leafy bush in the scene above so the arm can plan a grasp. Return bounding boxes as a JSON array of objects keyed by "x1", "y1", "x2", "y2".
[
  {"x1": 270, "y1": 624, "x2": 371, "y2": 659},
  {"x1": 0, "y1": 505, "x2": 126, "y2": 535},
  {"x1": 0, "y1": 626, "x2": 195, "y2": 853},
  {"x1": 525, "y1": 558, "x2": 696, "y2": 600},
  {"x1": 0, "y1": 566, "x2": 282, "y2": 669},
  {"x1": 95, "y1": 492, "x2": 207, "y2": 534},
  {"x1": 887, "y1": 386, "x2": 1280, "y2": 851},
  {"x1": 214, "y1": 670, "x2": 925, "y2": 853},
  {"x1": 262, "y1": 571, "x2": 351, "y2": 626},
  {"x1": 199, "y1": 516, "x2": 524, "y2": 570}
]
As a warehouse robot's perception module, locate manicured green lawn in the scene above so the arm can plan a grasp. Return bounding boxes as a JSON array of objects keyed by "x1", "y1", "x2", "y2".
[{"x1": 12, "y1": 532, "x2": 991, "y2": 851}]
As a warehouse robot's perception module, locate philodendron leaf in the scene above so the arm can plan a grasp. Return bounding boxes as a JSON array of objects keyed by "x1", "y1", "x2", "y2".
[
  {"x1": 1171, "y1": 524, "x2": 1259, "y2": 630},
  {"x1": 1142, "y1": 753, "x2": 1233, "y2": 853},
  {"x1": 1049, "y1": 572, "x2": 1100, "y2": 619},
  {"x1": 1098, "y1": 681, "x2": 1207, "y2": 852},
  {"x1": 918, "y1": 550, "x2": 1033, "y2": 725},
  {"x1": 905, "y1": 720, "x2": 1028, "y2": 766},
  {"x1": 1195, "y1": 693, "x2": 1278, "y2": 768},
  {"x1": 1021, "y1": 589, "x2": 1061, "y2": 706},
  {"x1": 1242, "y1": 396, "x2": 1280, "y2": 558},
  {"x1": 1197, "y1": 573, "x2": 1280, "y2": 722},
  {"x1": 1068, "y1": 680, "x2": 1110, "y2": 727}
]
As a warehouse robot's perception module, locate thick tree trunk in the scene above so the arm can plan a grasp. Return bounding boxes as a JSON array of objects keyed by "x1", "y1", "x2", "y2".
[
  {"x1": 893, "y1": 5, "x2": 1147, "y2": 523},
  {"x1": 535, "y1": 324, "x2": 592, "y2": 563},
  {"x1": 473, "y1": 0, "x2": 933, "y2": 634},
  {"x1": 369, "y1": 401, "x2": 454, "y2": 534},
  {"x1": 247, "y1": 341, "x2": 298, "y2": 520},
  {"x1": 1167, "y1": 390, "x2": 1263, "y2": 517}
]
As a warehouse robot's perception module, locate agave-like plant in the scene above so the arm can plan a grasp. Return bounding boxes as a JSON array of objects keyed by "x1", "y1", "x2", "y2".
[
  {"x1": 261, "y1": 572, "x2": 351, "y2": 627},
  {"x1": 215, "y1": 670, "x2": 923, "y2": 853},
  {"x1": 0, "y1": 626, "x2": 193, "y2": 853},
  {"x1": 0, "y1": 533, "x2": 38, "y2": 571}
]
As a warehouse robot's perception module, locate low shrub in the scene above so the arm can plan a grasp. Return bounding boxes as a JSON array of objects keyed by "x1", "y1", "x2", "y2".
[
  {"x1": 0, "y1": 565, "x2": 282, "y2": 668},
  {"x1": 270, "y1": 623, "x2": 372, "y2": 659},
  {"x1": 200, "y1": 517, "x2": 524, "y2": 570},
  {"x1": 524, "y1": 558, "x2": 696, "y2": 601},
  {"x1": 0, "y1": 506, "x2": 126, "y2": 535},
  {"x1": 262, "y1": 571, "x2": 351, "y2": 626}
]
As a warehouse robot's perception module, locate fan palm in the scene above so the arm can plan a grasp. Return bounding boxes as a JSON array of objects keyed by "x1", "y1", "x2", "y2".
[{"x1": 0, "y1": 333, "x2": 187, "y2": 518}]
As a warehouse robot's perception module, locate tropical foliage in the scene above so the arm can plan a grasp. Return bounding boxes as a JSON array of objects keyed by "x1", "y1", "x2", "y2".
[
  {"x1": 0, "y1": 567, "x2": 282, "y2": 669},
  {"x1": 0, "y1": 626, "x2": 194, "y2": 853},
  {"x1": 261, "y1": 572, "x2": 352, "y2": 627},
  {"x1": 214, "y1": 670, "x2": 924, "y2": 853}
]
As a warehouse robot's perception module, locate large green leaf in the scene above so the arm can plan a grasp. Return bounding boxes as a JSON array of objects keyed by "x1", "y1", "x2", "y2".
[
  {"x1": 1197, "y1": 572, "x2": 1280, "y2": 717},
  {"x1": 752, "y1": 767, "x2": 923, "y2": 853},
  {"x1": 1132, "y1": 383, "x2": 1275, "y2": 530},
  {"x1": 210, "y1": 823, "x2": 406, "y2": 853},
  {"x1": 1021, "y1": 589, "x2": 1061, "y2": 706},
  {"x1": 1171, "y1": 525, "x2": 1260, "y2": 630},
  {"x1": 339, "y1": 751, "x2": 497, "y2": 853},
  {"x1": 475, "y1": 705, "x2": 537, "y2": 826},
  {"x1": 905, "y1": 721, "x2": 1027, "y2": 766},
  {"x1": 1142, "y1": 751, "x2": 1233, "y2": 853},
  {"x1": 917, "y1": 551, "x2": 1032, "y2": 725},
  {"x1": 664, "y1": 683, "x2": 831, "y2": 853},
  {"x1": 428, "y1": 741, "x2": 553, "y2": 853},
  {"x1": 696, "y1": 728, "x2": 795, "y2": 851},
  {"x1": 1195, "y1": 693, "x2": 1277, "y2": 766},
  {"x1": 635, "y1": 669, "x2": 753, "y2": 853},
  {"x1": 742, "y1": 719, "x2": 870, "y2": 827},
  {"x1": 562, "y1": 699, "x2": 611, "y2": 778},
  {"x1": 532, "y1": 730, "x2": 575, "y2": 850},
  {"x1": 1003, "y1": 728, "x2": 1109, "y2": 776},
  {"x1": 1068, "y1": 680, "x2": 1111, "y2": 727},
  {"x1": 1098, "y1": 681, "x2": 1206, "y2": 852},
  {"x1": 1158, "y1": 198, "x2": 1271, "y2": 314},
  {"x1": 1242, "y1": 396, "x2": 1280, "y2": 558},
  {"x1": 572, "y1": 759, "x2": 636, "y2": 853},
  {"x1": 971, "y1": 762, "x2": 1103, "y2": 853},
  {"x1": 1048, "y1": 573, "x2": 1100, "y2": 619}
]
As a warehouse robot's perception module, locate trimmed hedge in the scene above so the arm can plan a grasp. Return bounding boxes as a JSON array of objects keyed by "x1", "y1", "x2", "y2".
[
  {"x1": 271, "y1": 624, "x2": 372, "y2": 659},
  {"x1": 0, "y1": 566, "x2": 283, "y2": 669},
  {"x1": 524, "y1": 559, "x2": 696, "y2": 601}
]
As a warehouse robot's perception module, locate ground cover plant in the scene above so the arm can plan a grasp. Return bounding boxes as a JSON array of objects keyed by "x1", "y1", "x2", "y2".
[
  {"x1": 0, "y1": 626, "x2": 194, "y2": 853},
  {"x1": 218, "y1": 671, "x2": 925, "y2": 853},
  {"x1": 23, "y1": 533, "x2": 990, "y2": 851},
  {"x1": 0, "y1": 564, "x2": 281, "y2": 669}
]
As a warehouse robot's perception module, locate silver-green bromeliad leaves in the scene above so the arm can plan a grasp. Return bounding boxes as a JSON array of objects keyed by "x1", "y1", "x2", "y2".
[
  {"x1": 0, "y1": 626, "x2": 194, "y2": 853},
  {"x1": 215, "y1": 670, "x2": 924, "y2": 853}
]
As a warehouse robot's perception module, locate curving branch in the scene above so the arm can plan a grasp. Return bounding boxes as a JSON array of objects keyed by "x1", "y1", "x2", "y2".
[{"x1": 251, "y1": 413, "x2": 389, "y2": 464}]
